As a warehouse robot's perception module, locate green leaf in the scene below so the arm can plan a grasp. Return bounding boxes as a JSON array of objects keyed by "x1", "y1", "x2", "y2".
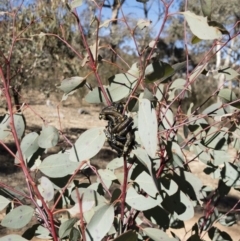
[
  {"x1": 70, "y1": 0, "x2": 83, "y2": 10},
  {"x1": 57, "y1": 76, "x2": 86, "y2": 94},
  {"x1": 218, "y1": 89, "x2": 240, "y2": 108},
  {"x1": 69, "y1": 127, "x2": 105, "y2": 162},
  {"x1": 160, "y1": 178, "x2": 178, "y2": 196},
  {"x1": 200, "y1": 0, "x2": 212, "y2": 18},
  {"x1": 108, "y1": 73, "x2": 137, "y2": 102},
  {"x1": 112, "y1": 230, "x2": 137, "y2": 241},
  {"x1": 0, "y1": 114, "x2": 25, "y2": 140},
  {"x1": 160, "y1": 61, "x2": 187, "y2": 83},
  {"x1": 159, "y1": 107, "x2": 174, "y2": 130},
  {"x1": 69, "y1": 227, "x2": 81, "y2": 241},
  {"x1": 212, "y1": 150, "x2": 231, "y2": 166},
  {"x1": 155, "y1": 84, "x2": 164, "y2": 101},
  {"x1": 208, "y1": 227, "x2": 232, "y2": 241},
  {"x1": 39, "y1": 153, "x2": 79, "y2": 178},
  {"x1": 144, "y1": 206, "x2": 170, "y2": 229},
  {"x1": 13, "y1": 114, "x2": 25, "y2": 139},
  {"x1": 84, "y1": 86, "x2": 108, "y2": 104},
  {"x1": 218, "y1": 213, "x2": 237, "y2": 227},
  {"x1": 106, "y1": 157, "x2": 123, "y2": 171},
  {"x1": 15, "y1": 132, "x2": 39, "y2": 164},
  {"x1": 135, "y1": 171, "x2": 159, "y2": 197},
  {"x1": 127, "y1": 62, "x2": 140, "y2": 77},
  {"x1": 203, "y1": 127, "x2": 227, "y2": 150},
  {"x1": 145, "y1": 61, "x2": 174, "y2": 83},
  {"x1": 59, "y1": 218, "x2": 78, "y2": 239},
  {"x1": 35, "y1": 225, "x2": 51, "y2": 239},
  {"x1": 143, "y1": 228, "x2": 177, "y2": 241},
  {"x1": 183, "y1": 171, "x2": 203, "y2": 201},
  {"x1": 162, "y1": 190, "x2": 194, "y2": 221},
  {"x1": 0, "y1": 115, "x2": 11, "y2": 140},
  {"x1": 71, "y1": 188, "x2": 106, "y2": 208},
  {"x1": 38, "y1": 176, "x2": 54, "y2": 202},
  {"x1": 1, "y1": 205, "x2": 34, "y2": 229},
  {"x1": 85, "y1": 204, "x2": 114, "y2": 241},
  {"x1": 170, "y1": 78, "x2": 188, "y2": 90},
  {"x1": 182, "y1": 11, "x2": 222, "y2": 40},
  {"x1": 132, "y1": 147, "x2": 152, "y2": 172},
  {"x1": 202, "y1": 102, "x2": 230, "y2": 117},
  {"x1": 191, "y1": 35, "x2": 202, "y2": 44},
  {"x1": 222, "y1": 162, "x2": 239, "y2": 187},
  {"x1": 125, "y1": 186, "x2": 161, "y2": 211},
  {"x1": 208, "y1": 21, "x2": 229, "y2": 35},
  {"x1": 138, "y1": 99, "x2": 158, "y2": 158},
  {"x1": 0, "y1": 235, "x2": 28, "y2": 241},
  {"x1": 38, "y1": 125, "x2": 59, "y2": 149},
  {"x1": 0, "y1": 195, "x2": 10, "y2": 211},
  {"x1": 98, "y1": 169, "x2": 117, "y2": 181},
  {"x1": 214, "y1": 67, "x2": 239, "y2": 81},
  {"x1": 189, "y1": 64, "x2": 207, "y2": 82}
]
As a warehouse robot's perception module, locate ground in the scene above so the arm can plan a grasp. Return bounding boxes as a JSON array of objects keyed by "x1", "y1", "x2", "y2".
[{"x1": 0, "y1": 90, "x2": 240, "y2": 240}]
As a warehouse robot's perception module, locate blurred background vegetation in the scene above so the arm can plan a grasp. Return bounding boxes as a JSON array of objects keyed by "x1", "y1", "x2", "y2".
[{"x1": 0, "y1": 0, "x2": 239, "y2": 107}]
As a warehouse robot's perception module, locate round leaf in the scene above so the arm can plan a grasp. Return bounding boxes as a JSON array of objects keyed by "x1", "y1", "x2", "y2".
[
  {"x1": 85, "y1": 204, "x2": 114, "y2": 241},
  {"x1": 0, "y1": 235, "x2": 28, "y2": 241},
  {"x1": 38, "y1": 176, "x2": 54, "y2": 202},
  {"x1": 126, "y1": 186, "x2": 161, "y2": 211},
  {"x1": 39, "y1": 153, "x2": 80, "y2": 178},
  {"x1": 69, "y1": 127, "x2": 105, "y2": 162},
  {"x1": 15, "y1": 132, "x2": 39, "y2": 164},
  {"x1": 57, "y1": 76, "x2": 86, "y2": 94},
  {"x1": 0, "y1": 195, "x2": 10, "y2": 211},
  {"x1": 108, "y1": 73, "x2": 137, "y2": 102},
  {"x1": 38, "y1": 125, "x2": 59, "y2": 149},
  {"x1": 1, "y1": 205, "x2": 34, "y2": 229},
  {"x1": 182, "y1": 11, "x2": 222, "y2": 40}
]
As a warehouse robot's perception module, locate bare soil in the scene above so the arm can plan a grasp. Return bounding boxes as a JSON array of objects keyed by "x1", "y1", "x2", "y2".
[{"x1": 0, "y1": 90, "x2": 240, "y2": 240}]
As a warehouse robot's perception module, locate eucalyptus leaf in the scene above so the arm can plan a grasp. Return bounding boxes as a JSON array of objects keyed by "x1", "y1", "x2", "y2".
[
  {"x1": 57, "y1": 76, "x2": 86, "y2": 94},
  {"x1": 112, "y1": 230, "x2": 137, "y2": 241},
  {"x1": 85, "y1": 204, "x2": 114, "y2": 241},
  {"x1": 38, "y1": 176, "x2": 54, "y2": 202},
  {"x1": 145, "y1": 61, "x2": 174, "y2": 83},
  {"x1": 59, "y1": 218, "x2": 78, "y2": 239},
  {"x1": 1, "y1": 205, "x2": 34, "y2": 229},
  {"x1": 182, "y1": 11, "x2": 222, "y2": 40},
  {"x1": 84, "y1": 86, "x2": 108, "y2": 104},
  {"x1": 70, "y1": 0, "x2": 83, "y2": 9},
  {"x1": 0, "y1": 235, "x2": 28, "y2": 241},
  {"x1": 143, "y1": 228, "x2": 177, "y2": 241},
  {"x1": 15, "y1": 132, "x2": 39, "y2": 164},
  {"x1": 200, "y1": 0, "x2": 212, "y2": 18},
  {"x1": 0, "y1": 114, "x2": 25, "y2": 140},
  {"x1": 39, "y1": 153, "x2": 80, "y2": 178},
  {"x1": 125, "y1": 186, "x2": 161, "y2": 211},
  {"x1": 38, "y1": 125, "x2": 59, "y2": 149},
  {"x1": 138, "y1": 99, "x2": 158, "y2": 158},
  {"x1": 69, "y1": 127, "x2": 105, "y2": 162},
  {"x1": 216, "y1": 67, "x2": 239, "y2": 81},
  {"x1": 0, "y1": 195, "x2": 10, "y2": 211},
  {"x1": 208, "y1": 227, "x2": 232, "y2": 241}
]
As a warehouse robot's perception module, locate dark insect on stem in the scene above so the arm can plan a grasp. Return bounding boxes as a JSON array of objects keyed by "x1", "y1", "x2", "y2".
[{"x1": 100, "y1": 103, "x2": 136, "y2": 157}]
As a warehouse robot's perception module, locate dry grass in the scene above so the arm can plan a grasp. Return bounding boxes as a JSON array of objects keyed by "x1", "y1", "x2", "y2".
[{"x1": 0, "y1": 90, "x2": 240, "y2": 240}]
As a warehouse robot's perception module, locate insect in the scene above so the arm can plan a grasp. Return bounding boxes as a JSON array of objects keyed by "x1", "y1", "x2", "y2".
[{"x1": 100, "y1": 103, "x2": 135, "y2": 157}]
